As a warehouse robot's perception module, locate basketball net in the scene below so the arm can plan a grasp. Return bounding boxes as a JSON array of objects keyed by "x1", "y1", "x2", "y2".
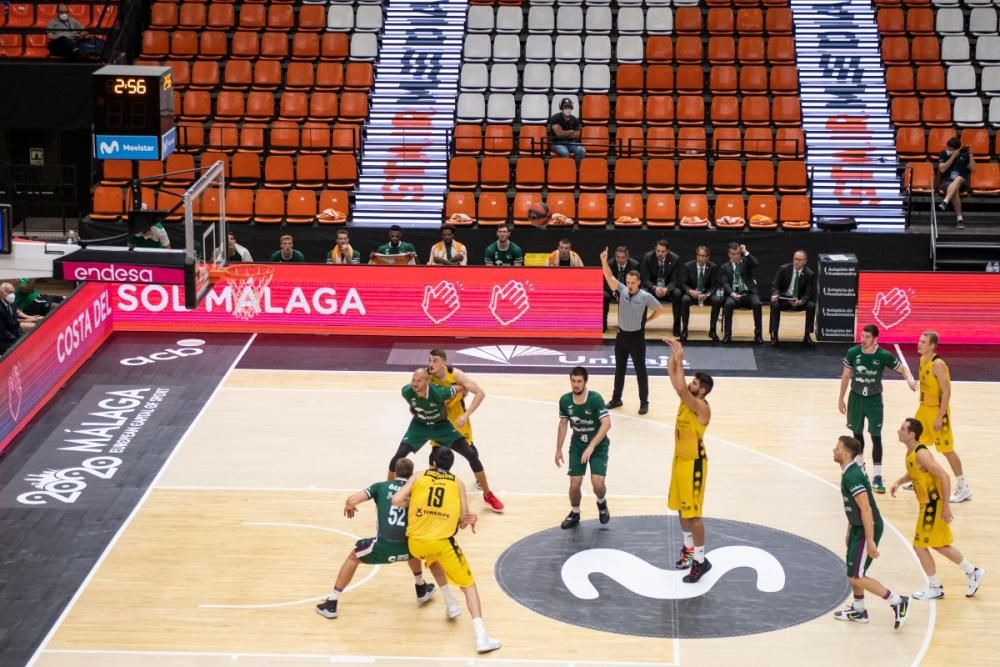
[{"x1": 225, "y1": 264, "x2": 275, "y2": 320}]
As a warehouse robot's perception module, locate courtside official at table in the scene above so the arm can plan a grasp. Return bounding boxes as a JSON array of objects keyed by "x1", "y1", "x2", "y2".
[{"x1": 600, "y1": 247, "x2": 667, "y2": 416}]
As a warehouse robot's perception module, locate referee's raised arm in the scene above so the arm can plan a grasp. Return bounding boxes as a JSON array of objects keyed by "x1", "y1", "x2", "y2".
[{"x1": 599, "y1": 247, "x2": 619, "y2": 292}]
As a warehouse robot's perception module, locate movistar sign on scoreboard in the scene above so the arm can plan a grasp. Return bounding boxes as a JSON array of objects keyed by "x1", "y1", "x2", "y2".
[{"x1": 94, "y1": 135, "x2": 160, "y2": 160}]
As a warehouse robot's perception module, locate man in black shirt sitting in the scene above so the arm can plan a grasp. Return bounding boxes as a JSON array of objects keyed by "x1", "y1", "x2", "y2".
[
  {"x1": 937, "y1": 137, "x2": 975, "y2": 230},
  {"x1": 549, "y1": 98, "x2": 585, "y2": 162}
]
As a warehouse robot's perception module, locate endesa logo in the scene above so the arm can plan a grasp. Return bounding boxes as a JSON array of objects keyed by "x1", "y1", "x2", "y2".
[
  {"x1": 120, "y1": 339, "x2": 206, "y2": 366},
  {"x1": 56, "y1": 291, "x2": 112, "y2": 363},
  {"x1": 61, "y1": 261, "x2": 187, "y2": 285}
]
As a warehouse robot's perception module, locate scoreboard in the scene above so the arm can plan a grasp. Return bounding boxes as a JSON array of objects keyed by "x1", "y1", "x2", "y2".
[{"x1": 92, "y1": 65, "x2": 176, "y2": 162}]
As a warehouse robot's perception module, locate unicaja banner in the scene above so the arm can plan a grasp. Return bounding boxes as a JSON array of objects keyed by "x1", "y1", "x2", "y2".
[
  {"x1": 857, "y1": 272, "x2": 1000, "y2": 344},
  {"x1": 112, "y1": 265, "x2": 605, "y2": 338},
  {"x1": 0, "y1": 283, "x2": 113, "y2": 455}
]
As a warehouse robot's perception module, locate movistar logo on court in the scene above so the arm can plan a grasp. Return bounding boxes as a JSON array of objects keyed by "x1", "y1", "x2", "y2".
[{"x1": 495, "y1": 515, "x2": 849, "y2": 639}]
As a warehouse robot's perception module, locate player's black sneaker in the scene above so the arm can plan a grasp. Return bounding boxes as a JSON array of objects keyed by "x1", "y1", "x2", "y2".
[
  {"x1": 415, "y1": 582, "x2": 436, "y2": 605},
  {"x1": 892, "y1": 595, "x2": 910, "y2": 630},
  {"x1": 560, "y1": 511, "x2": 581, "y2": 529},
  {"x1": 315, "y1": 599, "x2": 339, "y2": 619},
  {"x1": 682, "y1": 558, "x2": 712, "y2": 583},
  {"x1": 833, "y1": 606, "x2": 869, "y2": 623},
  {"x1": 675, "y1": 546, "x2": 694, "y2": 570},
  {"x1": 597, "y1": 500, "x2": 610, "y2": 524}
]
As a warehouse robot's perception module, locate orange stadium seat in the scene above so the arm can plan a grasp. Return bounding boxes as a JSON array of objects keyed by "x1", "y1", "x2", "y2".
[
  {"x1": 546, "y1": 192, "x2": 576, "y2": 220},
  {"x1": 477, "y1": 193, "x2": 509, "y2": 226},
  {"x1": 712, "y1": 160, "x2": 743, "y2": 193},
  {"x1": 512, "y1": 192, "x2": 542, "y2": 226},
  {"x1": 614, "y1": 158, "x2": 645, "y2": 192},
  {"x1": 264, "y1": 155, "x2": 295, "y2": 189},
  {"x1": 295, "y1": 155, "x2": 327, "y2": 189},
  {"x1": 646, "y1": 65, "x2": 674, "y2": 94},
  {"x1": 317, "y1": 191, "x2": 349, "y2": 224},
  {"x1": 446, "y1": 192, "x2": 477, "y2": 222},
  {"x1": 905, "y1": 162, "x2": 935, "y2": 192},
  {"x1": 678, "y1": 159, "x2": 708, "y2": 192},
  {"x1": 285, "y1": 189, "x2": 318, "y2": 224},
  {"x1": 613, "y1": 194, "x2": 644, "y2": 225},
  {"x1": 515, "y1": 158, "x2": 545, "y2": 191},
  {"x1": 579, "y1": 158, "x2": 609, "y2": 191},
  {"x1": 484, "y1": 125, "x2": 514, "y2": 156},
  {"x1": 778, "y1": 160, "x2": 808, "y2": 193},
  {"x1": 327, "y1": 154, "x2": 358, "y2": 189},
  {"x1": 709, "y1": 36, "x2": 736, "y2": 65},
  {"x1": 577, "y1": 194, "x2": 609, "y2": 226},
  {"x1": 645, "y1": 158, "x2": 676, "y2": 192},
  {"x1": 747, "y1": 194, "x2": 778, "y2": 228},
  {"x1": 714, "y1": 194, "x2": 746, "y2": 228},
  {"x1": 225, "y1": 189, "x2": 254, "y2": 223},
  {"x1": 677, "y1": 65, "x2": 704, "y2": 94},
  {"x1": 746, "y1": 159, "x2": 776, "y2": 192},
  {"x1": 645, "y1": 194, "x2": 676, "y2": 227},
  {"x1": 316, "y1": 63, "x2": 345, "y2": 91},
  {"x1": 678, "y1": 194, "x2": 710, "y2": 227},
  {"x1": 780, "y1": 195, "x2": 812, "y2": 229},
  {"x1": 254, "y1": 189, "x2": 285, "y2": 224},
  {"x1": 480, "y1": 157, "x2": 511, "y2": 191},
  {"x1": 449, "y1": 157, "x2": 479, "y2": 190}
]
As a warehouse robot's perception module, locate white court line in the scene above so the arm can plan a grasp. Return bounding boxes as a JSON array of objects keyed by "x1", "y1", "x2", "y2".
[
  {"x1": 41, "y1": 648, "x2": 678, "y2": 667},
  {"x1": 155, "y1": 485, "x2": 668, "y2": 499},
  {"x1": 27, "y1": 333, "x2": 259, "y2": 667},
  {"x1": 198, "y1": 522, "x2": 379, "y2": 610}
]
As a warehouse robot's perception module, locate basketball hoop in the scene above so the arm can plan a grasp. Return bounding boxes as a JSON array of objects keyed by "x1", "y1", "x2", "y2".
[{"x1": 225, "y1": 264, "x2": 275, "y2": 320}]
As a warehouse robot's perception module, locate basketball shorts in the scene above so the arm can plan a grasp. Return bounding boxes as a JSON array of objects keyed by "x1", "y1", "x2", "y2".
[
  {"x1": 668, "y1": 454, "x2": 708, "y2": 519},
  {"x1": 354, "y1": 537, "x2": 411, "y2": 565},
  {"x1": 568, "y1": 438, "x2": 609, "y2": 477},
  {"x1": 403, "y1": 420, "x2": 464, "y2": 452},
  {"x1": 846, "y1": 393, "x2": 884, "y2": 436},
  {"x1": 845, "y1": 522, "x2": 884, "y2": 578},
  {"x1": 915, "y1": 404, "x2": 955, "y2": 454},
  {"x1": 913, "y1": 500, "x2": 954, "y2": 549},
  {"x1": 430, "y1": 404, "x2": 474, "y2": 448},
  {"x1": 408, "y1": 536, "x2": 474, "y2": 587}
]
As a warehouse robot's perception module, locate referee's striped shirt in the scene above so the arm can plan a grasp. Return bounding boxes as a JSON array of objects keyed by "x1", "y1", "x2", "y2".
[{"x1": 615, "y1": 283, "x2": 662, "y2": 332}]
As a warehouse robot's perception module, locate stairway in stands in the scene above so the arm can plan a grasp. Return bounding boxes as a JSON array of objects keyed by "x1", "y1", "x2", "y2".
[
  {"x1": 351, "y1": 0, "x2": 467, "y2": 226},
  {"x1": 791, "y1": 0, "x2": 905, "y2": 229}
]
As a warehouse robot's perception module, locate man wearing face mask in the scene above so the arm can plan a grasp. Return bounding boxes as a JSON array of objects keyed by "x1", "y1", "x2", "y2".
[
  {"x1": 549, "y1": 98, "x2": 585, "y2": 162},
  {"x1": 47, "y1": 5, "x2": 85, "y2": 61},
  {"x1": 0, "y1": 283, "x2": 24, "y2": 355}
]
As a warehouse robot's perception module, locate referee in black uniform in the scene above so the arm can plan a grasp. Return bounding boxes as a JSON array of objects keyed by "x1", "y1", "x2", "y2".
[{"x1": 601, "y1": 247, "x2": 667, "y2": 415}]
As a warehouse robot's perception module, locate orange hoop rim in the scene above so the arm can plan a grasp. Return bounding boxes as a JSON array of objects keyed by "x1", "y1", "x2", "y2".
[{"x1": 224, "y1": 263, "x2": 276, "y2": 281}]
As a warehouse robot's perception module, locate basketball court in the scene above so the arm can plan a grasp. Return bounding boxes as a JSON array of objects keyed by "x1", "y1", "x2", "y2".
[{"x1": 1, "y1": 333, "x2": 994, "y2": 667}]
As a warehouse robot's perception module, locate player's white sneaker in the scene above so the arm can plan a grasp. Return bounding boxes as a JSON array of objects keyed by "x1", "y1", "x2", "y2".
[
  {"x1": 476, "y1": 636, "x2": 502, "y2": 653},
  {"x1": 950, "y1": 486, "x2": 973, "y2": 503},
  {"x1": 902, "y1": 482, "x2": 913, "y2": 491},
  {"x1": 912, "y1": 585, "x2": 945, "y2": 600},
  {"x1": 966, "y1": 567, "x2": 986, "y2": 597},
  {"x1": 446, "y1": 601, "x2": 462, "y2": 619}
]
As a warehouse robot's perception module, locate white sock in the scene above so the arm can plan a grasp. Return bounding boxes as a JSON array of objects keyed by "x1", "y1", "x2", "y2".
[
  {"x1": 327, "y1": 587, "x2": 343, "y2": 601},
  {"x1": 472, "y1": 617, "x2": 488, "y2": 640},
  {"x1": 855, "y1": 454, "x2": 865, "y2": 467},
  {"x1": 596, "y1": 495, "x2": 606, "y2": 505},
  {"x1": 853, "y1": 595, "x2": 865, "y2": 611},
  {"x1": 960, "y1": 559, "x2": 976, "y2": 575},
  {"x1": 873, "y1": 464, "x2": 882, "y2": 477},
  {"x1": 413, "y1": 572, "x2": 425, "y2": 585},
  {"x1": 884, "y1": 590, "x2": 901, "y2": 606},
  {"x1": 683, "y1": 531, "x2": 694, "y2": 549},
  {"x1": 956, "y1": 475, "x2": 966, "y2": 487},
  {"x1": 928, "y1": 575, "x2": 941, "y2": 588},
  {"x1": 693, "y1": 545, "x2": 705, "y2": 563},
  {"x1": 570, "y1": 506, "x2": 580, "y2": 514}
]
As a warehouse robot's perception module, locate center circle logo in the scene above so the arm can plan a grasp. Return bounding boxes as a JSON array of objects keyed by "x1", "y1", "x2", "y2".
[{"x1": 495, "y1": 515, "x2": 849, "y2": 639}]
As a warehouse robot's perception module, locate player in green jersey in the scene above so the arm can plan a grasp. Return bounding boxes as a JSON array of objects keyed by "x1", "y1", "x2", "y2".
[
  {"x1": 839, "y1": 323, "x2": 916, "y2": 493},
  {"x1": 388, "y1": 369, "x2": 491, "y2": 491},
  {"x1": 316, "y1": 458, "x2": 438, "y2": 619},
  {"x1": 483, "y1": 223, "x2": 524, "y2": 266},
  {"x1": 831, "y1": 435, "x2": 910, "y2": 629},
  {"x1": 556, "y1": 366, "x2": 612, "y2": 529}
]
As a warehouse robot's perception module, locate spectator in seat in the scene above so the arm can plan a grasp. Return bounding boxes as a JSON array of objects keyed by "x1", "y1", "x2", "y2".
[
  {"x1": 227, "y1": 232, "x2": 253, "y2": 263},
  {"x1": 47, "y1": 4, "x2": 85, "y2": 61},
  {"x1": 128, "y1": 214, "x2": 171, "y2": 249},
  {"x1": 546, "y1": 239, "x2": 584, "y2": 267},
  {"x1": 428, "y1": 223, "x2": 468, "y2": 266},
  {"x1": 639, "y1": 240, "x2": 683, "y2": 337},
  {"x1": 271, "y1": 234, "x2": 305, "y2": 262},
  {"x1": 483, "y1": 223, "x2": 524, "y2": 267},
  {"x1": 549, "y1": 98, "x2": 585, "y2": 162},
  {"x1": 327, "y1": 228, "x2": 361, "y2": 264},
  {"x1": 603, "y1": 245, "x2": 639, "y2": 333},
  {"x1": 15, "y1": 278, "x2": 62, "y2": 317},
  {"x1": 769, "y1": 249, "x2": 817, "y2": 348},
  {"x1": 0, "y1": 283, "x2": 24, "y2": 354},
  {"x1": 370, "y1": 224, "x2": 417, "y2": 265},
  {"x1": 938, "y1": 137, "x2": 975, "y2": 230},
  {"x1": 719, "y1": 242, "x2": 763, "y2": 345},
  {"x1": 679, "y1": 245, "x2": 722, "y2": 343}
]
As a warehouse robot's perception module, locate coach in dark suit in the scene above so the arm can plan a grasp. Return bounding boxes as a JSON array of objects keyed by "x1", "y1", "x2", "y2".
[
  {"x1": 639, "y1": 239, "x2": 683, "y2": 336},
  {"x1": 769, "y1": 249, "x2": 817, "y2": 347},
  {"x1": 604, "y1": 245, "x2": 640, "y2": 332},
  {"x1": 0, "y1": 282, "x2": 24, "y2": 354},
  {"x1": 718, "y1": 242, "x2": 763, "y2": 344},
  {"x1": 678, "y1": 245, "x2": 722, "y2": 342}
]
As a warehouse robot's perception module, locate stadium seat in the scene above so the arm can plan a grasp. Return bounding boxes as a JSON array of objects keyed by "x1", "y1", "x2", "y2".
[
  {"x1": 254, "y1": 189, "x2": 285, "y2": 224},
  {"x1": 678, "y1": 194, "x2": 710, "y2": 227},
  {"x1": 645, "y1": 194, "x2": 676, "y2": 226},
  {"x1": 780, "y1": 195, "x2": 812, "y2": 230}
]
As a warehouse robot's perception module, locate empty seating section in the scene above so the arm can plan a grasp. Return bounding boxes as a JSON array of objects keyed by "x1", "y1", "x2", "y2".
[
  {"x1": 94, "y1": 0, "x2": 376, "y2": 224},
  {"x1": 450, "y1": 0, "x2": 810, "y2": 228},
  {"x1": 0, "y1": 3, "x2": 120, "y2": 59},
  {"x1": 879, "y1": 1, "x2": 1000, "y2": 195}
]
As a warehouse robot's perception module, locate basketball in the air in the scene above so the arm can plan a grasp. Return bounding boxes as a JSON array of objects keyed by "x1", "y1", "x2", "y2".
[{"x1": 527, "y1": 202, "x2": 551, "y2": 227}]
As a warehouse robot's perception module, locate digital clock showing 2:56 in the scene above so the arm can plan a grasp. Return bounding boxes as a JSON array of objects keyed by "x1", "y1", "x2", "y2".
[{"x1": 110, "y1": 77, "x2": 149, "y2": 95}]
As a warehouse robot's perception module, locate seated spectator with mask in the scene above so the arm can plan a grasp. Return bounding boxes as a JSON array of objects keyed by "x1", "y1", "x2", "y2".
[
  {"x1": 937, "y1": 137, "x2": 975, "y2": 230},
  {"x1": 0, "y1": 283, "x2": 24, "y2": 354},
  {"x1": 47, "y1": 4, "x2": 86, "y2": 61},
  {"x1": 549, "y1": 98, "x2": 585, "y2": 161}
]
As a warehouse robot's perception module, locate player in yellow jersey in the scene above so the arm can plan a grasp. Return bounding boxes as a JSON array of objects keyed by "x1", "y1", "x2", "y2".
[
  {"x1": 664, "y1": 337, "x2": 714, "y2": 583},
  {"x1": 890, "y1": 419, "x2": 985, "y2": 599},
  {"x1": 427, "y1": 349, "x2": 504, "y2": 513},
  {"x1": 392, "y1": 447, "x2": 502, "y2": 654},
  {"x1": 914, "y1": 331, "x2": 971, "y2": 502}
]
